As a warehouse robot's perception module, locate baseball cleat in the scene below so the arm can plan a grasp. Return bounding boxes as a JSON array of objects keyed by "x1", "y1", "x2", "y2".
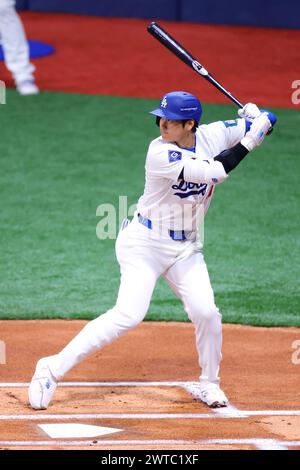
[
  {"x1": 199, "y1": 383, "x2": 228, "y2": 408},
  {"x1": 28, "y1": 357, "x2": 57, "y2": 409},
  {"x1": 16, "y1": 80, "x2": 39, "y2": 96}
]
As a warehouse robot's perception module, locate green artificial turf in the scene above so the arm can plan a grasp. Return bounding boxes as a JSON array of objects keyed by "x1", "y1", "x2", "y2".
[{"x1": 0, "y1": 90, "x2": 299, "y2": 326}]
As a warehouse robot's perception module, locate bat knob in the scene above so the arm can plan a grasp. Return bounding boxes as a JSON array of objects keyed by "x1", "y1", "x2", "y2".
[{"x1": 147, "y1": 21, "x2": 158, "y2": 32}]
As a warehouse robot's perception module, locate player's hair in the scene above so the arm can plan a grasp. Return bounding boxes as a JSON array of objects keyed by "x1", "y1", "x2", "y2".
[
  {"x1": 182, "y1": 119, "x2": 198, "y2": 133},
  {"x1": 156, "y1": 116, "x2": 198, "y2": 133}
]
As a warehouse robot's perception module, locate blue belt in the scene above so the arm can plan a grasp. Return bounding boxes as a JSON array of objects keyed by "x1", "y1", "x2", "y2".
[{"x1": 137, "y1": 213, "x2": 187, "y2": 241}]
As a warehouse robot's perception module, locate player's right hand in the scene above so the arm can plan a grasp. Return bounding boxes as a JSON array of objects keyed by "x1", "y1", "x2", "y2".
[{"x1": 240, "y1": 113, "x2": 271, "y2": 151}]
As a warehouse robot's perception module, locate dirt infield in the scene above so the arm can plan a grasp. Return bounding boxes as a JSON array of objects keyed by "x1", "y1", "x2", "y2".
[{"x1": 0, "y1": 320, "x2": 299, "y2": 450}]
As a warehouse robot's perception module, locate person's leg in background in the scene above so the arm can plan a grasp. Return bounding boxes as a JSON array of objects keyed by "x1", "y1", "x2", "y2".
[{"x1": 0, "y1": 0, "x2": 39, "y2": 95}]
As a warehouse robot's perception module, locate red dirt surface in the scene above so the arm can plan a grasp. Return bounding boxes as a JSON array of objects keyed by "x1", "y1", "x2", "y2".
[
  {"x1": 1, "y1": 12, "x2": 299, "y2": 108},
  {"x1": 0, "y1": 321, "x2": 299, "y2": 450}
]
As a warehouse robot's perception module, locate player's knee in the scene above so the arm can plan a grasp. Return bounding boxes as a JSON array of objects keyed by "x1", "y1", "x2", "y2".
[
  {"x1": 109, "y1": 306, "x2": 144, "y2": 330},
  {"x1": 202, "y1": 306, "x2": 220, "y2": 323},
  {"x1": 188, "y1": 303, "x2": 221, "y2": 324},
  {"x1": 87, "y1": 307, "x2": 143, "y2": 347},
  {"x1": 119, "y1": 311, "x2": 143, "y2": 329}
]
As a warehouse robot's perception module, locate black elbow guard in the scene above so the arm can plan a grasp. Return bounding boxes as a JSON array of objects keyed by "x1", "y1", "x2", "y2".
[{"x1": 214, "y1": 143, "x2": 249, "y2": 173}]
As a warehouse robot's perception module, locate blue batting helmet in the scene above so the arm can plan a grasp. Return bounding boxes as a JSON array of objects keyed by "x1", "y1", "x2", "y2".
[{"x1": 149, "y1": 91, "x2": 202, "y2": 124}]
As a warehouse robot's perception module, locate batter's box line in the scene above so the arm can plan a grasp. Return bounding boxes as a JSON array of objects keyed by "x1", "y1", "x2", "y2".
[
  {"x1": 1, "y1": 410, "x2": 300, "y2": 421},
  {"x1": 0, "y1": 381, "x2": 189, "y2": 387},
  {"x1": 1, "y1": 381, "x2": 300, "y2": 418},
  {"x1": 0, "y1": 439, "x2": 299, "y2": 450}
]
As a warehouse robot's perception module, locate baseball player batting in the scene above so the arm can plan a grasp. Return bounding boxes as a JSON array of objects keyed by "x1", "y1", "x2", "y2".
[{"x1": 28, "y1": 93, "x2": 277, "y2": 409}]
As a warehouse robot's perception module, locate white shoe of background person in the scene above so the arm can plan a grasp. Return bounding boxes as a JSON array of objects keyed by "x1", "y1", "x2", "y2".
[
  {"x1": 16, "y1": 80, "x2": 39, "y2": 96},
  {"x1": 28, "y1": 357, "x2": 57, "y2": 409},
  {"x1": 199, "y1": 382, "x2": 229, "y2": 408},
  {"x1": 0, "y1": 3, "x2": 39, "y2": 95}
]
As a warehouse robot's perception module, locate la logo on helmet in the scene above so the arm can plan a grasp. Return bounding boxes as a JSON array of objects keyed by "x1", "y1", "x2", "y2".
[{"x1": 161, "y1": 96, "x2": 168, "y2": 108}]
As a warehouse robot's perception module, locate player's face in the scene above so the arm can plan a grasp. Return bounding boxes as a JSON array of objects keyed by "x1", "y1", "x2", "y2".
[{"x1": 159, "y1": 118, "x2": 194, "y2": 148}]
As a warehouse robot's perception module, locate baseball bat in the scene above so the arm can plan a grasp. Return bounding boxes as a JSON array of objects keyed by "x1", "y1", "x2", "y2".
[{"x1": 147, "y1": 21, "x2": 244, "y2": 109}]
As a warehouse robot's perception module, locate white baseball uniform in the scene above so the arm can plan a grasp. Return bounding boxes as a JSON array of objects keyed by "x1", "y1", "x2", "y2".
[
  {"x1": 0, "y1": 0, "x2": 35, "y2": 85},
  {"x1": 48, "y1": 118, "x2": 246, "y2": 386}
]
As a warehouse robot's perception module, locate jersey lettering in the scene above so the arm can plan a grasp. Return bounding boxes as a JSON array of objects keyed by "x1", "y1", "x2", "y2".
[{"x1": 172, "y1": 180, "x2": 208, "y2": 199}]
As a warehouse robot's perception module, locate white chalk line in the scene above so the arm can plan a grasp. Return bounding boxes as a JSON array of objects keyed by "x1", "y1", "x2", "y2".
[
  {"x1": 0, "y1": 413, "x2": 227, "y2": 420},
  {"x1": 1, "y1": 381, "x2": 300, "y2": 419},
  {"x1": 1, "y1": 409, "x2": 300, "y2": 420},
  {"x1": 0, "y1": 439, "x2": 299, "y2": 449},
  {"x1": 0, "y1": 381, "x2": 185, "y2": 387},
  {"x1": 1, "y1": 382, "x2": 298, "y2": 450},
  {"x1": 1, "y1": 381, "x2": 299, "y2": 450},
  {"x1": 254, "y1": 439, "x2": 288, "y2": 451}
]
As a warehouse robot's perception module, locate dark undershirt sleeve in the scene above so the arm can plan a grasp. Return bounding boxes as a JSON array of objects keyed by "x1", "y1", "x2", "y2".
[{"x1": 213, "y1": 142, "x2": 249, "y2": 174}]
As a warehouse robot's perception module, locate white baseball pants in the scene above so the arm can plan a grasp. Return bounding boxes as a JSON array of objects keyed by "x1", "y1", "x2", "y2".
[
  {"x1": 49, "y1": 217, "x2": 222, "y2": 385},
  {"x1": 0, "y1": 0, "x2": 35, "y2": 84}
]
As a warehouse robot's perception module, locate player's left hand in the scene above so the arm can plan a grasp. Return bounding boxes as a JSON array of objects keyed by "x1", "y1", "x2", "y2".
[{"x1": 238, "y1": 103, "x2": 261, "y2": 121}]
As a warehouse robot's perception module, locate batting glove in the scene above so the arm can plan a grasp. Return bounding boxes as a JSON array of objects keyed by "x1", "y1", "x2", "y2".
[
  {"x1": 238, "y1": 102, "x2": 261, "y2": 121},
  {"x1": 260, "y1": 109, "x2": 277, "y2": 129},
  {"x1": 241, "y1": 112, "x2": 271, "y2": 151}
]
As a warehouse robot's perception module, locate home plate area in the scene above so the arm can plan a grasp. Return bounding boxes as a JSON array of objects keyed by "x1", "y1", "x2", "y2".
[{"x1": 0, "y1": 382, "x2": 300, "y2": 450}]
